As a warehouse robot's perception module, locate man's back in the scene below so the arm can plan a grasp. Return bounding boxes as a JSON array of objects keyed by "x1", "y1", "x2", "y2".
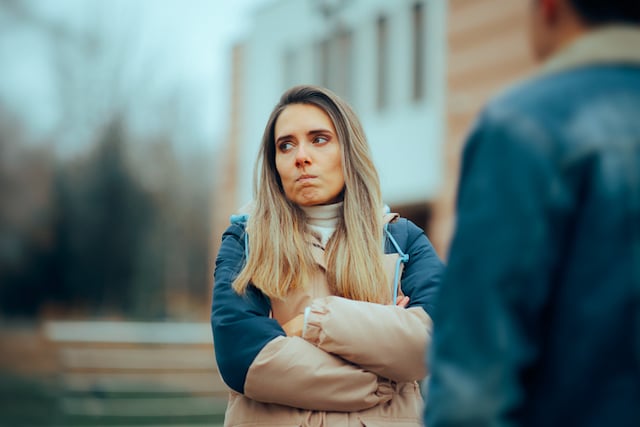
[
  {"x1": 498, "y1": 63, "x2": 640, "y2": 426},
  {"x1": 425, "y1": 27, "x2": 640, "y2": 427}
]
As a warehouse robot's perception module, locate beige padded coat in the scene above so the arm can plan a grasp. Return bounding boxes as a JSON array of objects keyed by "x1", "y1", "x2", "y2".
[{"x1": 212, "y1": 215, "x2": 442, "y2": 427}]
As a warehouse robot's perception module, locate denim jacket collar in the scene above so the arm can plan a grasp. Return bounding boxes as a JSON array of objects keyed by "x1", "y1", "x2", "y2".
[{"x1": 540, "y1": 25, "x2": 640, "y2": 77}]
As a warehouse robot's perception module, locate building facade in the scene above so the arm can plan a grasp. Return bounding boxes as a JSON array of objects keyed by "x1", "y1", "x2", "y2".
[{"x1": 212, "y1": 0, "x2": 536, "y2": 260}]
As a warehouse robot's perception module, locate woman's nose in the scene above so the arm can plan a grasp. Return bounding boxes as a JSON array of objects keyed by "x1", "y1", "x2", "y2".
[{"x1": 295, "y1": 143, "x2": 311, "y2": 167}]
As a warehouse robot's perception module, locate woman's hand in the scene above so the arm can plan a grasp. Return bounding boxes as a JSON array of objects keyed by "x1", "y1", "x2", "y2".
[
  {"x1": 396, "y1": 295, "x2": 410, "y2": 308},
  {"x1": 282, "y1": 314, "x2": 305, "y2": 337},
  {"x1": 284, "y1": 297, "x2": 409, "y2": 336}
]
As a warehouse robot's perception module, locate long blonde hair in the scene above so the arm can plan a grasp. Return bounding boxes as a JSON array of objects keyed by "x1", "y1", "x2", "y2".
[{"x1": 232, "y1": 85, "x2": 389, "y2": 304}]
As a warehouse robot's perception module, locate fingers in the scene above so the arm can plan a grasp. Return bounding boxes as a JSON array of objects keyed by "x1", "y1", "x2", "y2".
[
  {"x1": 282, "y1": 314, "x2": 304, "y2": 337},
  {"x1": 396, "y1": 295, "x2": 410, "y2": 308}
]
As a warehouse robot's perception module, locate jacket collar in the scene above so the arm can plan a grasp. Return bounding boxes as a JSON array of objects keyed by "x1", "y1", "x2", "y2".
[
  {"x1": 307, "y1": 212, "x2": 401, "y2": 271},
  {"x1": 540, "y1": 25, "x2": 640, "y2": 77}
]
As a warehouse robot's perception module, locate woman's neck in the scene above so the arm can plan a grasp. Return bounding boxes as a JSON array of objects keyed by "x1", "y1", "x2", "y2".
[{"x1": 301, "y1": 202, "x2": 342, "y2": 246}]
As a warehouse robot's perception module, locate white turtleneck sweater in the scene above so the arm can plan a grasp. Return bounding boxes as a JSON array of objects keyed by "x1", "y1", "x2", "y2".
[
  {"x1": 299, "y1": 201, "x2": 342, "y2": 333},
  {"x1": 301, "y1": 202, "x2": 342, "y2": 246}
]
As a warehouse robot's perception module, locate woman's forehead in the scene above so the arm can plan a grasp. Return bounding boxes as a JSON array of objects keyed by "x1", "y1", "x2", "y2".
[{"x1": 275, "y1": 103, "x2": 336, "y2": 137}]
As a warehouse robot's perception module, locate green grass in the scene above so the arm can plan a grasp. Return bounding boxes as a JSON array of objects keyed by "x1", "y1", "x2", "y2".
[
  {"x1": 0, "y1": 371, "x2": 62, "y2": 426},
  {"x1": 0, "y1": 372, "x2": 226, "y2": 426}
]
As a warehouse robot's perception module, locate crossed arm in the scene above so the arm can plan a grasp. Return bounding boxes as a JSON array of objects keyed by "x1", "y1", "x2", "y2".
[{"x1": 212, "y1": 221, "x2": 442, "y2": 410}]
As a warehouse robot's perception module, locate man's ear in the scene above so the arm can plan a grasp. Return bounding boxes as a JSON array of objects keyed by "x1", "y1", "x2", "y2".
[{"x1": 540, "y1": 0, "x2": 560, "y2": 24}]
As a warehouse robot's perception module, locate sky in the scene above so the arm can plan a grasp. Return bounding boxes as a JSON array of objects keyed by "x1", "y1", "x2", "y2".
[{"x1": 0, "y1": 0, "x2": 272, "y2": 154}]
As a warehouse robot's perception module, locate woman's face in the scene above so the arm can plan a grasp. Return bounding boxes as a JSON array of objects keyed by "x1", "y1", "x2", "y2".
[{"x1": 274, "y1": 103, "x2": 345, "y2": 207}]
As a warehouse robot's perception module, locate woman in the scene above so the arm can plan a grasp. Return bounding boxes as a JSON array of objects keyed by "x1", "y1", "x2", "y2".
[{"x1": 212, "y1": 85, "x2": 443, "y2": 426}]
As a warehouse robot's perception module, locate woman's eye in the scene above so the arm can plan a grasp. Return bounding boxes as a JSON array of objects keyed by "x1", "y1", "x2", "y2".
[
  {"x1": 313, "y1": 136, "x2": 329, "y2": 144},
  {"x1": 278, "y1": 142, "x2": 293, "y2": 152}
]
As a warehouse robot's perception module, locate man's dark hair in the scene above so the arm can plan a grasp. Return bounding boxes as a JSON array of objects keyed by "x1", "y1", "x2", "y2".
[{"x1": 569, "y1": 0, "x2": 640, "y2": 25}]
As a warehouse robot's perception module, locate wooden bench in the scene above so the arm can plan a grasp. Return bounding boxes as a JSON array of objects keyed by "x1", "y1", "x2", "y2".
[{"x1": 43, "y1": 320, "x2": 228, "y2": 426}]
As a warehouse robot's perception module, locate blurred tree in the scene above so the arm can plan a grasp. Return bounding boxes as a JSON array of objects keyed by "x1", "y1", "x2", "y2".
[
  {"x1": 0, "y1": 116, "x2": 160, "y2": 317},
  {"x1": 0, "y1": 0, "x2": 215, "y2": 320},
  {"x1": 51, "y1": 118, "x2": 156, "y2": 315},
  {"x1": 0, "y1": 106, "x2": 55, "y2": 317}
]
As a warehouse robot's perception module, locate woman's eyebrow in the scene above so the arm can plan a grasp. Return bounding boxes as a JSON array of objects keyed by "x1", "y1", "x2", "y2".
[
  {"x1": 275, "y1": 133, "x2": 293, "y2": 144},
  {"x1": 307, "y1": 128, "x2": 333, "y2": 136},
  {"x1": 276, "y1": 128, "x2": 333, "y2": 144}
]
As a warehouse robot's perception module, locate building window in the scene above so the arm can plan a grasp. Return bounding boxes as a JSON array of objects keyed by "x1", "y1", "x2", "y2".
[
  {"x1": 376, "y1": 15, "x2": 388, "y2": 110},
  {"x1": 412, "y1": 2, "x2": 425, "y2": 101},
  {"x1": 316, "y1": 38, "x2": 331, "y2": 88},
  {"x1": 283, "y1": 49, "x2": 296, "y2": 90},
  {"x1": 334, "y1": 30, "x2": 352, "y2": 100},
  {"x1": 314, "y1": 30, "x2": 352, "y2": 101}
]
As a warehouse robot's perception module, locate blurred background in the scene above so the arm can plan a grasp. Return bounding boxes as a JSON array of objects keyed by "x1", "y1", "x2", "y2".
[{"x1": 0, "y1": 0, "x2": 535, "y2": 425}]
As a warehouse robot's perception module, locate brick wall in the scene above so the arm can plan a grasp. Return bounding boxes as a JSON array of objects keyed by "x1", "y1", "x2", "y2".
[{"x1": 429, "y1": 0, "x2": 536, "y2": 258}]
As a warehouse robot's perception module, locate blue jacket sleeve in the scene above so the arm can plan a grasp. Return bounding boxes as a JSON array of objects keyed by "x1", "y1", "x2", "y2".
[
  {"x1": 387, "y1": 218, "x2": 444, "y2": 317},
  {"x1": 211, "y1": 222, "x2": 285, "y2": 393}
]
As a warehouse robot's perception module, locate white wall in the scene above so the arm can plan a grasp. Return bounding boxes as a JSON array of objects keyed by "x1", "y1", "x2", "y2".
[{"x1": 236, "y1": 0, "x2": 447, "y2": 208}]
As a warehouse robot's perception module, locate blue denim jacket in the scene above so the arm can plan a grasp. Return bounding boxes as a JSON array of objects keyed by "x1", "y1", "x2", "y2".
[{"x1": 426, "y1": 27, "x2": 640, "y2": 427}]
